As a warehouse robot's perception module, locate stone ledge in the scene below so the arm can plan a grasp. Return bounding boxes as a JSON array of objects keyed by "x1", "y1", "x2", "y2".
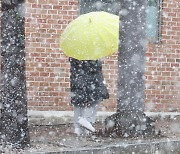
[
  {"x1": 49, "y1": 139, "x2": 180, "y2": 154},
  {"x1": 45, "y1": 138, "x2": 180, "y2": 154},
  {"x1": 28, "y1": 110, "x2": 180, "y2": 126},
  {"x1": 18, "y1": 137, "x2": 180, "y2": 154}
]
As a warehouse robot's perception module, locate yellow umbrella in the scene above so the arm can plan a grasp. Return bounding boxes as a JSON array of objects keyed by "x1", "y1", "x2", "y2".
[{"x1": 60, "y1": 11, "x2": 119, "y2": 60}]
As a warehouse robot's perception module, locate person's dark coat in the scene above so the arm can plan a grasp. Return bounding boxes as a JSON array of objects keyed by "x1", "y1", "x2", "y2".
[{"x1": 69, "y1": 58, "x2": 109, "y2": 107}]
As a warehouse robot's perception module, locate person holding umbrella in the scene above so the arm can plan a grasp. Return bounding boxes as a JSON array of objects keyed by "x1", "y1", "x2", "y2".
[
  {"x1": 60, "y1": 11, "x2": 119, "y2": 136},
  {"x1": 69, "y1": 57, "x2": 109, "y2": 136}
]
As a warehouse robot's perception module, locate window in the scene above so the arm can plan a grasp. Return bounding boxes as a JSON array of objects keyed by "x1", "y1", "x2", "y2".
[
  {"x1": 146, "y1": 0, "x2": 162, "y2": 43},
  {"x1": 79, "y1": 0, "x2": 120, "y2": 15},
  {"x1": 79, "y1": 0, "x2": 162, "y2": 43}
]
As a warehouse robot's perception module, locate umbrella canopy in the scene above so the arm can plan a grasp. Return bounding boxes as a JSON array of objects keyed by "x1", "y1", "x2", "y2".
[{"x1": 60, "y1": 11, "x2": 119, "y2": 60}]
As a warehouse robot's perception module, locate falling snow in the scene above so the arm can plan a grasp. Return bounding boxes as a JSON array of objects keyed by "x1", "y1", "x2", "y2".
[{"x1": 0, "y1": 0, "x2": 180, "y2": 153}]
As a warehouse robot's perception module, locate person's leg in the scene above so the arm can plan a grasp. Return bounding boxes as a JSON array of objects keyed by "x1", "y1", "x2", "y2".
[
  {"x1": 73, "y1": 106, "x2": 84, "y2": 135},
  {"x1": 79, "y1": 100, "x2": 100, "y2": 135},
  {"x1": 84, "y1": 100, "x2": 100, "y2": 124}
]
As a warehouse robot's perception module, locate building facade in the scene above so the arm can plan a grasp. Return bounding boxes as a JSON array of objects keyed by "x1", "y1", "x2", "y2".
[{"x1": 1, "y1": 0, "x2": 180, "y2": 112}]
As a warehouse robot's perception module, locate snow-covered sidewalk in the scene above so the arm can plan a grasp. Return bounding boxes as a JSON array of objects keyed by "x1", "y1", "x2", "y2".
[
  {"x1": 1, "y1": 111, "x2": 180, "y2": 153},
  {"x1": 28, "y1": 110, "x2": 180, "y2": 126},
  {"x1": 3, "y1": 120, "x2": 180, "y2": 154}
]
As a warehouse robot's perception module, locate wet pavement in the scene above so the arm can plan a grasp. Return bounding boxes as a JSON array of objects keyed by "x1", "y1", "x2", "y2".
[
  {"x1": 27, "y1": 114, "x2": 180, "y2": 153},
  {"x1": 1, "y1": 112, "x2": 180, "y2": 153}
]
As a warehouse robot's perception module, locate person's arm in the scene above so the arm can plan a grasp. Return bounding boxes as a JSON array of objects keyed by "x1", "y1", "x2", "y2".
[{"x1": 86, "y1": 60, "x2": 102, "y2": 73}]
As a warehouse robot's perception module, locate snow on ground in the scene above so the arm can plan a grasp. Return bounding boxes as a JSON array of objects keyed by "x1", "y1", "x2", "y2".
[{"x1": 1, "y1": 111, "x2": 180, "y2": 153}]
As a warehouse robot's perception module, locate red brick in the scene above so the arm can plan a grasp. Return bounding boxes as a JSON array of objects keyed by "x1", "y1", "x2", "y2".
[{"x1": 13, "y1": 0, "x2": 177, "y2": 112}]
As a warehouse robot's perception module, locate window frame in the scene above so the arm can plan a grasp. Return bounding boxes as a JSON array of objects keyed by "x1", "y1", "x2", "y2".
[
  {"x1": 146, "y1": 0, "x2": 163, "y2": 44},
  {"x1": 79, "y1": 0, "x2": 163, "y2": 43}
]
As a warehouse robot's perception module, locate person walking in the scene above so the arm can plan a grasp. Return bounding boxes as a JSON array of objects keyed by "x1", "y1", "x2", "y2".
[{"x1": 69, "y1": 58, "x2": 109, "y2": 136}]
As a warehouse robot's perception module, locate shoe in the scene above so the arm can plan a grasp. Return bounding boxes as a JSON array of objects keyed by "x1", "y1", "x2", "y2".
[
  {"x1": 78, "y1": 117, "x2": 95, "y2": 132},
  {"x1": 74, "y1": 127, "x2": 82, "y2": 136}
]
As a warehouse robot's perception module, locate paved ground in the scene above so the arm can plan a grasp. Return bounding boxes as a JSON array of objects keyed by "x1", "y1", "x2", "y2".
[
  {"x1": 1, "y1": 112, "x2": 180, "y2": 153},
  {"x1": 25, "y1": 115, "x2": 180, "y2": 153}
]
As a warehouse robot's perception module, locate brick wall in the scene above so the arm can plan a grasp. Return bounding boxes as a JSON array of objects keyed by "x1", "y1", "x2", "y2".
[
  {"x1": 145, "y1": 0, "x2": 180, "y2": 111},
  {"x1": 25, "y1": 0, "x2": 117, "y2": 111},
  {"x1": 25, "y1": 0, "x2": 78, "y2": 111},
  {"x1": 1, "y1": 0, "x2": 179, "y2": 112}
]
